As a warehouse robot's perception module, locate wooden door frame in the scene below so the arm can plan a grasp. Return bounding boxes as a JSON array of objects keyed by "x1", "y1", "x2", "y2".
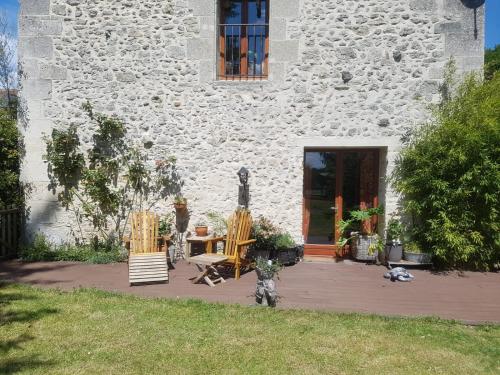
[{"x1": 303, "y1": 148, "x2": 380, "y2": 256}]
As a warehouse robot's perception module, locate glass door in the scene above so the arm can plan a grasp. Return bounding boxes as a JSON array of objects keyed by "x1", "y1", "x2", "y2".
[
  {"x1": 303, "y1": 149, "x2": 380, "y2": 256},
  {"x1": 303, "y1": 151, "x2": 338, "y2": 245}
]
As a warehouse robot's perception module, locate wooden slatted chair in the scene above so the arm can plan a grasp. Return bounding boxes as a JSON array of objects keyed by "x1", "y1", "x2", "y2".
[
  {"x1": 123, "y1": 211, "x2": 169, "y2": 286},
  {"x1": 200, "y1": 209, "x2": 256, "y2": 280}
]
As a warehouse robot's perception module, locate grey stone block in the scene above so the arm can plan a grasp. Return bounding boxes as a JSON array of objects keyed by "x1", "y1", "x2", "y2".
[
  {"x1": 199, "y1": 16, "x2": 215, "y2": 38},
  {"x1": 434, "y1": 22, "x2": 462, "y2": 34},
  {"x1": 199, "y1": 60, "x2": 214, "y2": 83},
  {"x1": 19, "y1": 17, "x2": 63, "y2": 36},
  {"x1": 270, "y1": 18, "x2": 286, "y2": 40},
  {"x1": 20, "y1": 58, "x2": 39, "y2": 80},
  {"x1": 445, "y1": 33, "x2": 483, "y2": 56},
  {"x1": 187, "y1": 38, "x2": 214, "y2": 60},
  {"x1": 461, "y1": 55, "x2": 484, "y2": 73},
  {"x1": 188, "y1": 0, "x2": 215, "y2": 16},
  {"x1": 271, "y1": 0, "x2": 300, "y2": 18},
  {"x1": 270, "y1": 40, "x2": 299, "y2": 62},
  {"x1": 116, "y1": 72, "x2": 137, "y2": 83},
  {"x1": 40, "y1": 64, "x2": 68, "y2": 80},
  {"x1": 18, "y1": 37, "x2": 53, "y2": 59},
  {"x1": 20, "y1": 0, "x2": 50, "y2": 15},
  {"x1": 166, "y1": 45, "x2": 186, "y2": 59},
  {"x1": 409, "y1": 0, "x2": 437, "y2": 12},
  {"x1": 269, "y1": 62, "x2": 285, "y2": 83},
  {"x1": 21, "y1": 79, "x2": 52, "y2": 100}
]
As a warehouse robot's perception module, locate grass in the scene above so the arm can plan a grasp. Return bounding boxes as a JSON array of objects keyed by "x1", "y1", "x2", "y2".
[{"x1": 0, "y1": 283, "x2": 499, "y2": 375}]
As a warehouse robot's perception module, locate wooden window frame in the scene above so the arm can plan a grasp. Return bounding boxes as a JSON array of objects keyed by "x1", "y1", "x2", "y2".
[{"x1": 218, "y1": 0, "x2": 270, "y2": 80}]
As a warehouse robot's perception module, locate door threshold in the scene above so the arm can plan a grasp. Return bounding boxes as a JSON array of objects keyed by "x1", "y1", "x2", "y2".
[{"x1": 303, "y1": 255, "x2": 338, "y2": 263}]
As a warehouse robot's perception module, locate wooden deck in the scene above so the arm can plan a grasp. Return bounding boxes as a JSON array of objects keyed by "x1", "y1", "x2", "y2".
[{"x1": 1, "y1": 259, "x2": 499, "y2": 324}]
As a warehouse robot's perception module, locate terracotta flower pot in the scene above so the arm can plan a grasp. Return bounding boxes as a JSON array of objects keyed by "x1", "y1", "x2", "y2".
[{"x1": 195, "y1": 226, "x2": 208, "y2": 237}]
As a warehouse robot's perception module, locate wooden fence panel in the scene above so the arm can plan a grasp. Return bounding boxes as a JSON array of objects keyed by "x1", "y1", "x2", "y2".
[{"x1": 0, "y1": 206, "x2": 22, "y2": 258}]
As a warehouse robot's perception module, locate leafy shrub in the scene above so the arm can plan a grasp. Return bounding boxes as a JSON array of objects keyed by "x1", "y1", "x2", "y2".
[
  {"x1": 0, "y1": 109, "x2": 24, "y2": 208},
  {"x1": 251, "y1": 217, "x2": 296, "y2": 252},
  {"x1": 386, "y1": 217, "x2": 403, "y2": 244},
  {"x1": 20, "y1": 233, "x2": 126, "y2": 264},
  {"x1": 391, "y1": 68, "x2": 500, "y2": 270},
  {"x1": 485, "y1": 44, "x2": 500, "y2": 81}
]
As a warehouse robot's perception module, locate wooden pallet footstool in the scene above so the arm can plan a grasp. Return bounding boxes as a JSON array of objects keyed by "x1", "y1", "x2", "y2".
[
  {"x1": 129, "y1": 252, "x2": 169, "y2": 286},
  {"x1": 189, "y1": 254, "x2": 229, "y2": 287}
]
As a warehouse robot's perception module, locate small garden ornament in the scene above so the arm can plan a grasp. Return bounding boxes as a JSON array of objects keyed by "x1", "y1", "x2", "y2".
[
  {"x1": 255, "y1": 258, "x2": 282, "y2": 307},
  {"x1": 384, "y1": 267, "x2": 415, "y2": 282}
]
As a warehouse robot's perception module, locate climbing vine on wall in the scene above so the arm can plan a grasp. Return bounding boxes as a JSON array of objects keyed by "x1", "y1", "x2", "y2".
[{"x1": 44, "y1": 101, "x2": 183, "y2": 244}]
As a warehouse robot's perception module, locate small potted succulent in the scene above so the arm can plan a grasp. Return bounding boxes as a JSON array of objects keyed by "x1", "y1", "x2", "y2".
[
  {"x1": 194, "y1": 218, "x2": 208, "y2": 237},
  {"x1": 173, "y1": 195, "x2": 187, "y2": 210},
  {"x1": 385, "y1": 217, "x2": 403, "y2": 262}
]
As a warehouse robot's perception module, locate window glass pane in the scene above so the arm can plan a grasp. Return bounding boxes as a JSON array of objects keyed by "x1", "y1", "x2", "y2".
[
  {"x1": 222, "y1": 0, "x2": 243, "y2": 24},
  {"x1": 304, "y1": 152, "x2": 337, "y2": 245},
  {"x1": 248, "y1": 24, "x2": 265, "y2": 75},
  {"x1": 248, "y1": 0, "x2": 267, "y2": 24},
  {"x1": 225, "y1": 31, "x2": 241, "y2": 75}
]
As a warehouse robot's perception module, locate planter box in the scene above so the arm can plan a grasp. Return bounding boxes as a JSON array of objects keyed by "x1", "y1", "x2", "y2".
[
  {"x1": 385, "y1": 244, "x2": 403, "y2": 262},
  {"x1": 403, "y1": 251, "x2": 432, "y2": 263},
  {"x1": 272, "y1": 245, "x2": 303, "y2": 266},
  {"x1": 246, "y1": 249, "x2": 270, "y2": 261},
  {"x1": 351, "y1": 234, "x2": 378, "y2": 261}
]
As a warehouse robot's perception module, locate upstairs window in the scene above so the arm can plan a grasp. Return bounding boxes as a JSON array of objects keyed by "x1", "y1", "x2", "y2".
[{"x1": 218, "y1": 0, "x2": 269, "y2": 80}]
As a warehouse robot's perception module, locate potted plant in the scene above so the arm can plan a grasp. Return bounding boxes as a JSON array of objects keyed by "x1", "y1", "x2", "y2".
[
  {"x1": 173, "y1": 195, "x2": 187, "y2": 210},
  {"x1": 340, "y1": 206, "x2": 384, "y2": 262},
  {"x1": 403, "y1": 242, "x2": 432, "y2": 264},
  {"x1": 206, "y1": 211, "x2": 228, "y2": 237},
  {"x1": 274, "y1": 232, "x2": 301, "y2": 266},
  {"x1": 385, "y1": 217, "x2": 403, "y2": 262},
  {"x1": 254, "y1": 257, "x2": 282, "y2": 307},
  {"x1": 248, "y1": 216, "x2": 278, "y2": 261},
  {"x1": 194, "y1": 218, "x2": 208, "y2": 237}
]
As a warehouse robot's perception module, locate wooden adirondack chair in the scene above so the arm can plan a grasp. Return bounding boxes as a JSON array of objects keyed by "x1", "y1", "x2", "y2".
[
  {"x1": 200, "y1": 209, "x2": 256, "y2": 280},
  {"x1": 123, "y1": 211, "x2": 170, "y2": 286}
]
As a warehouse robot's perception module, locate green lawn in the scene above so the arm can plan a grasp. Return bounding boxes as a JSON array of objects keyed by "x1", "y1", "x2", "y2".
[{"x1": 1, "y1": 283, "x2": 499, "y2": 374}]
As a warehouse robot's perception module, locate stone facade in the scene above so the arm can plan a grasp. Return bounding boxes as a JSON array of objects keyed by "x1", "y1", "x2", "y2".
[{"x1": 18, "y1": 0, "x2": 484, "y2": 243}]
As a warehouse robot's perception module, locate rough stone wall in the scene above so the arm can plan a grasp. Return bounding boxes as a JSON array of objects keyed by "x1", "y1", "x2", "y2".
[{"x1": 18, "y1": 0, "x2": 484, "y2": 243}]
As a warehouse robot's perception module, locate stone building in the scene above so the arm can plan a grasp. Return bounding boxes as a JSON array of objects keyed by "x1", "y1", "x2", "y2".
[{"x1": 18, "y1": 0, "x2": 484, "y2": 256}]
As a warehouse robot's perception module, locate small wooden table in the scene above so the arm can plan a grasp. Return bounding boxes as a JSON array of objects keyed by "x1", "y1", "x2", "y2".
[
  {"x1": 189, "y1": 254, "x2": 229, "y2": 287},
  {"x1": 186, "y1": 235, "x2": 216, "y2": 259}
]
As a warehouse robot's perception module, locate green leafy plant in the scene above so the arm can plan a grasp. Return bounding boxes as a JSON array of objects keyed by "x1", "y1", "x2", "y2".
[
  {"x1": 386, "y1": 217, "x2": 403, "y2": 244},
  {"x1": 404, "y1": 242, "x2": 422, "y2": 254},
  {"x1": 20, "y1": 233, "x2": 126, "y2": 263},
  {"x1": 44, "y1": 101, "x2": 182, "y2": 244},
  {"x1": 0, "y1": 109, "x2": 25, "y2": 208},
  {"x1": 174, "y1": 195, "x2": 187, "y2": 205},
  {"x1": 251, "y1": 216, "x2": 296, "y2": 252},
  {"x1": 275, "y1": 233, "x2": 296, "y2": 249},
  {"x1": 254, "y1": 257, "x2": 283, "y2": 278},
  {"x1": 206, "y1": 211, "x2": 228, "y2": 236},
  {"x1": 338, "y1": 206, "x2": 384, "y2": 246},
  {"x1": 485, "y1": 44, "x2": 500, "y2": 81},
  {"x1": 159, "y1": 213, "x2": 175, "y2": 236},
  {"x1": 391, "y1": 63, "x2": 500, "y2": 270}
]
